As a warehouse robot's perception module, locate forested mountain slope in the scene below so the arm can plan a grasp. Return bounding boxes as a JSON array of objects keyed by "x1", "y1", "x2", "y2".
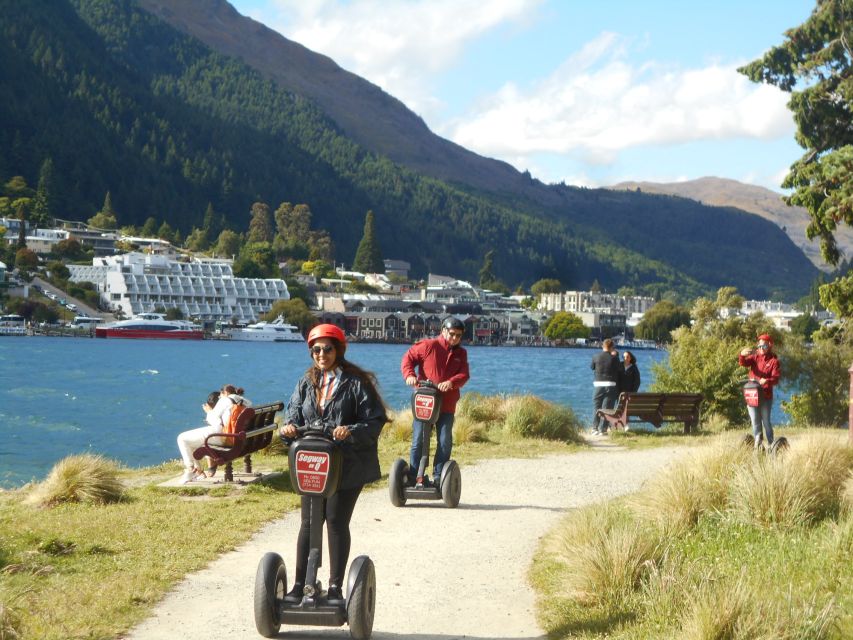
[{"x1": 0, "y1": 0, "x2": 818, "y2": 300}]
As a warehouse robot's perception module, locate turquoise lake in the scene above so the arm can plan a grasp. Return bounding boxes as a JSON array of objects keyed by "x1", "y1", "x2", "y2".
[{"x1": 0, "y1": 337, "x2": 784, "y2": 488}]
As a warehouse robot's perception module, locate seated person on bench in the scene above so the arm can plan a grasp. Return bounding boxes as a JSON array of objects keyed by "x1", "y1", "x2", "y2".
[{"x1": 176, "y1": 384, "x2": 250, "y2": 484}]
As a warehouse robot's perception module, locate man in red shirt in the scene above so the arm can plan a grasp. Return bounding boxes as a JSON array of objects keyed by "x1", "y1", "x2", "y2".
[
  {"x1": 738, "y1": 333, "x2": 781, "y2": 449},
  {"x1": 401, "y1": 317, "x2": 470, "y2": 486}
]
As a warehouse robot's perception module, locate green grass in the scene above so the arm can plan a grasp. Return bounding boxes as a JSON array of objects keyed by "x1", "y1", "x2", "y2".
[
  {"x1": 0, "y1": 393, "x2": 583, "y2": 640},
  {"x1": 532, "y1": 428, "x2": 853, "y2": 639}
]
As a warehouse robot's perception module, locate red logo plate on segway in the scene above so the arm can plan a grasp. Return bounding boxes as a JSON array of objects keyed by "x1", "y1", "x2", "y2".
[
  {"x1": 295, "y1": 451, "x2": 331, "y2": 494},
  {"x1": 414, "y1": 393, "x2": 435, "y2": 421}
]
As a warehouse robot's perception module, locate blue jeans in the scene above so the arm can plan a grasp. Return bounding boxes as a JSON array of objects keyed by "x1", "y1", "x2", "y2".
[
  {"x1": 747, "y1": 398, "x2": 773, "y2": 446},
  {"x1": 592, "y1": 385, "x2": 618, "y2": 432},
  {"x1": 410, "y1": 413, "x2": 455, "y2": 480}
]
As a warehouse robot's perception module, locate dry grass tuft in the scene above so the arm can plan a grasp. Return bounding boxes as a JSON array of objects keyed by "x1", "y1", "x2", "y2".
[
  {"x1": 786, "y1": 433, "x2": 853, "y2": 521},
  {"x1": 451, "y1": 415, "x2": 489, "y2": 444},
  {"x1": 456, "y1": 392, "x2": 506, "y2": 425},
  {"x1": 24, "y1": 454, "x2": 125, "y2": 507},
  {"x1": 728, "y1": 455, "x2": 814, "y2": 528},
  {"x1": 380, "y1": 409, "x2": 414, "y2": 443},
  {"x1": 549, "y1": 504, "x2": 662, "y2": 607},
  {"x1": 678, "y1": 574, "x2": 763, "y2": 640},
  {"x1": 633, "y1": 436, "x2": 750, "y2": 534},
  {"x1": 502, "y1": 395, "x2": 580, "y2": 441}
]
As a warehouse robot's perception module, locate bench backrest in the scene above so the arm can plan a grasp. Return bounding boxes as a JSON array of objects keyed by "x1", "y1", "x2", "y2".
[
  {"x1": 238, "y1": 401, "x2": 284, "y2": 456},
  {"x1": 622, "y1": 393, "x2": 665, "y2": 418},
  {"x1": 659, "y1": 394, "x2": 702, "y2": 418}
]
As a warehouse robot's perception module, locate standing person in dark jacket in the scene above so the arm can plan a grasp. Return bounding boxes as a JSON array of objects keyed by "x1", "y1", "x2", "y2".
[
  {"x1": 401, "y1": 317, "x2": 470, "y2": 486},
  {"x1": 591, "y1": 338, "x2": 621, "y2": 435},
  {"x1": 738, "y1": 333, "x2": 780, "y2": 449},
  {"x1": 621, "y1": 351, "x2": 641, "y2": 393},
  {"x1": 279, "y1": 324, "x2": 387, "y2": 604}
]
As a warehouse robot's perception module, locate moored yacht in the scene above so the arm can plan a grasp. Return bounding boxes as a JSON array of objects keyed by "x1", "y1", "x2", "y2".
[
  {"x1": 95, "y1": 313, "x2": 204, "y2": 340},
  {"x1": 226, "y1": 315, "x2": 303, "y2": 342}
]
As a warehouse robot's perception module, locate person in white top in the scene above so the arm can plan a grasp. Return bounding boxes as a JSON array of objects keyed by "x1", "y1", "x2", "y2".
[{"x1": 176, "y1": 384, "x2": 250, "y2": 483}]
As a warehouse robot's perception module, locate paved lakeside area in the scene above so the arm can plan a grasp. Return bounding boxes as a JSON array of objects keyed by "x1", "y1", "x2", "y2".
[{"x1": 123, "y1": 443, "x2": 690, "y2": 640}]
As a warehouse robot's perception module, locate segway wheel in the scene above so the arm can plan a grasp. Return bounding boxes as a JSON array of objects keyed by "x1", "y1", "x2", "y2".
[
  {"x1": 389, "y1": 458, "x2": 408, "y2": 507},
  {"x1": 347, "y1": 557, "x2": 376, "y2": 640},
  {"x1": 740, "y1": 434, "x2": 755, "y2": 448},
  {"x1": 440, "y1": 460, "x2": 461, "y2": 508},
  {"x1": 254, "y1": 552, "x2": 285, "y2": 638},
  {"x1": 769, "y1": 437, "x2": 790, "y2": 456}
]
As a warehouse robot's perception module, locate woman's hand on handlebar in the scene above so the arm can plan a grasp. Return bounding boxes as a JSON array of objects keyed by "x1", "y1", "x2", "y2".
[
  {"x1": 280, "y1": 423, "x2": 298, "y2": 438},
  {"x1": 332, "y1": 425, "x2": 351, "y2": 441}
]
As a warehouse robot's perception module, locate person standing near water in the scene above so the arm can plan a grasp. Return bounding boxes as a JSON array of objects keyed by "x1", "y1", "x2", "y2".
[
  {"x1": 591, "y1": 338, "x2": 621, "y2": 435},
  {"x1": 738, "y1": 334, "x2": 780, "y2": 449}
]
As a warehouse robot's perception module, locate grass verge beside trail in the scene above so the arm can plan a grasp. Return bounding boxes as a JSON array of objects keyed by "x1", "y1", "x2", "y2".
[
  {"x1": 531, "y1": 429, "x2": 853, "y2": 639},
  {"x1": 0, "y1": 392, "x2": 583, "y2": 640}
]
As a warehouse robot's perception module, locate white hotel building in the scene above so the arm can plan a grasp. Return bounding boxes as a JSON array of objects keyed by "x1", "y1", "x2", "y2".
[{"x1": 68, "y1": 252, "x2": 289, "y2": 323}]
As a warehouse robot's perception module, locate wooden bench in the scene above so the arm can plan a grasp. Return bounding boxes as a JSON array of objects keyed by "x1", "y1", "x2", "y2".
[
  {"x1": 596, "y1": 392, "x2": 702, "y2": 434},
  {"x1": 193, "y1": 401, "x2": 284, "y2": 482}
]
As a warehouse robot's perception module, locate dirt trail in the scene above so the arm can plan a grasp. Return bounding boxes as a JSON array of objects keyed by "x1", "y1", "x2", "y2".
[{"x1": 124, "y1": 444, "x2": 688, "y2": 640}]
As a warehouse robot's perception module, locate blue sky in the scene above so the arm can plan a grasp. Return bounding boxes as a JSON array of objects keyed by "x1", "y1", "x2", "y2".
[{"x1": 230, "y1": 0, "x2": 814, "y2": 192}]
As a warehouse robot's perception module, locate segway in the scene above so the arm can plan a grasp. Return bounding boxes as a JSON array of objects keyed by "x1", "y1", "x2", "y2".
[
  {"x1": 740, "y1": 379, "x2": 788, "y2": 455},
  {"x1": 389, "y1": 381, "x2": 461, "y2": 508},
  {"x1": 254, "y1": 421, "x2": 376, "y2": 640}
]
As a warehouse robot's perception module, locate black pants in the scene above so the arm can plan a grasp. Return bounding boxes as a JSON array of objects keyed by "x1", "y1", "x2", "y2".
[{"x1": 294, "y1": 485, "x2": 363, "y2": 587}]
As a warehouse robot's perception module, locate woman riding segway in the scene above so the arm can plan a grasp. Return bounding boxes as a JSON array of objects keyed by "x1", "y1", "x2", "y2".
[
  {"x1": 255, "y1": 324, "x2": 386, "y2": 639},
  {"x1": 738, "y1": 333, "x2": 786, "y2": 453}
]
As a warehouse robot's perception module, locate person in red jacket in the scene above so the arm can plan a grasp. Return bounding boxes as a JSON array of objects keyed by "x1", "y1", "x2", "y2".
[
  {"x1": 738, "y1": 333, "x2": 781, "y2": 449},
  {"x1": 401, "y1": 317, "x2": 470, "y2": 486}
]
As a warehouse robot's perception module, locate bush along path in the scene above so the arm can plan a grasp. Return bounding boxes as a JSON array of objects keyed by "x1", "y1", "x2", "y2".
[{"x1": 124, "y1": 444, "x2": 690, "y2": 639}]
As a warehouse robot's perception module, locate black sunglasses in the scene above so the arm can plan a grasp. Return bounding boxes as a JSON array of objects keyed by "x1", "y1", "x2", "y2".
[
  {"x1": 311, "y1": 345, "x2": 335, "y2": 354},
  {"x1": 446, "y1": 331, "x2": 463, "y2": 338}
]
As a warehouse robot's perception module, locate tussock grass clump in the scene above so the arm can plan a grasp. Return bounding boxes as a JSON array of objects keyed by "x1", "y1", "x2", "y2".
[
  {"x1": 0, "y1": 599, "x2": 22, "y2": 640},
  {"x1": 633, "y1": 437, "x2": 749, "y2": 534},
  {"x1": 728, "y1": 455, "x2": 815, "y2": 528},
  {"x1": 380, "y1": 409, "x2": 413, "y2": 443},
  {"x1": 502, "y1": 395, "x2": 580, "y2": 441},
  {"x1": 701, "y1": 412, "x2": 733, "y2": 433},
  {"x1": 549, "y1": 504, "x2": 662, "y2": 607},
  {"x1": 451, "y1": 415, "x2": 489, "y2": 444},
  {"x1": 25, "y1": 454, "x2": 125, "y2": 507},
  {"x1": 678, "y1": 575, "x2": 763, "y2": 640},
  {"x1": 456, "y1": 392, "x2": 505, "y2": 424},
  {"x1": 842, "y1": 473, "x2": 853, "y2": 515},
  {"x1": 787, "y1": 433, "x2": 853, "y2": 521}
]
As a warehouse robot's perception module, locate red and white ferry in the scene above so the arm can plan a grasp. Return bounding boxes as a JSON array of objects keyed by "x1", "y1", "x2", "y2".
[{"x1": 95, "y1": 312, "x2": 204, "y2": 340}]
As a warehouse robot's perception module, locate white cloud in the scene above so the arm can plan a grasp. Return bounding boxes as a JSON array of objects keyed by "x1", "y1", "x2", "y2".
[
  {"x1": 259, "y1": 0, "x2": 542, "y2": 119},
  {"x1": 446, "y1": 32, "x2": 794, "y2": 166}
]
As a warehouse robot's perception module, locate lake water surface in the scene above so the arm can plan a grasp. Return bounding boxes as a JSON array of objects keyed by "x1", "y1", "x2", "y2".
[{"x1": 0, "y1": 337, "x2": 694, "y2": 487}]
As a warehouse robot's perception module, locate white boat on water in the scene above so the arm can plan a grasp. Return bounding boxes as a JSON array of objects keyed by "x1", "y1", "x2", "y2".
[
  {"x1": 0, "y1": 314, "x2": 27, "y2": 336},
  {"x1": 227, "y1": 315, "x2": 303, "y2": 342}
]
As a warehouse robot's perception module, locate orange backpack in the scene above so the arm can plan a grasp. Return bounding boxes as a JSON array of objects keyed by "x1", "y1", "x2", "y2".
[{"x1": 223, "y1": 398, "x2": 256, "y2": 446}]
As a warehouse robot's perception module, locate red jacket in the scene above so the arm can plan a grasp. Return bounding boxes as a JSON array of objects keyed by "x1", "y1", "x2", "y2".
[
  {"x1": 401, "y1": 336, "x2": 470, "y2": 414},
  {"x1": 738, "y1": 351, "x2": 780, "y2": 400}
]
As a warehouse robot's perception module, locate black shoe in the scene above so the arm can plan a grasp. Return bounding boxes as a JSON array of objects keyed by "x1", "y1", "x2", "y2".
[
  {"x1": 284, "y1": 582, "x2": 304, "y2": 603},
  {"x1": 326, "y1": 585, "x2": 344, "y2": 604}
]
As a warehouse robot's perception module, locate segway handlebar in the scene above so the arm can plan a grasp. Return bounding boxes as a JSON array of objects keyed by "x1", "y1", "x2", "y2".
[{"x1": 296, "y1": 419, "x2": 336, "y2": 438}]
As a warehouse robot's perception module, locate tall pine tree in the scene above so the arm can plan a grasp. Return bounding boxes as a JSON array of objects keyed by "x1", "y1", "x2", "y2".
[{"x1": 352, "y1": 210, "x2": 384, "y2": 273}]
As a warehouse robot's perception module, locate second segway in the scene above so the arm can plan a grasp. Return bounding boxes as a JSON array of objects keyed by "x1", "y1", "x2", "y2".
[
  {"x1": 389, "y1": 381, "x2": 461, "y2": 508},
  {"x1": 739, "y1": 379, "x2": 788, "y2": 455},
  {"x1": 254, "y1": 421, "x2": 376, "y2": 640}
]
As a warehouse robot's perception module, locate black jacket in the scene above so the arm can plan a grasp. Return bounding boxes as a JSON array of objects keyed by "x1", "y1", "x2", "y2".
[
  {"x1": 621, "y1": 364, "x2": 641, "y2": 393},
  {"x1": 591, "y1": 351, "x2": 621, "y2": 383},
  {"x1": 284, "y1": 370, "x2": 386, "y2": 490}
]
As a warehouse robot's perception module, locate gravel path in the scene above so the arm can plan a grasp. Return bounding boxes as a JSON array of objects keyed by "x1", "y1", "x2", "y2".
[{"x1": 123, "y1": 442, "x2": 689, "y2": 640}]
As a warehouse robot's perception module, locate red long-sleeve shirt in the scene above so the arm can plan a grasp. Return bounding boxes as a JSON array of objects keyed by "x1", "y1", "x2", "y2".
[
  {"x1": 738, "y1": 351, "x2": 780, "y2": 400},
  {"x1": 401, "y1": 336, "x2": 470, "y2": 414}
]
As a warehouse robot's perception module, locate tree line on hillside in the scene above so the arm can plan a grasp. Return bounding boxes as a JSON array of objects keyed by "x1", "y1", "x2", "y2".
[{"x1": 0, "y1": 0, "x2": 819, "y2": 300}]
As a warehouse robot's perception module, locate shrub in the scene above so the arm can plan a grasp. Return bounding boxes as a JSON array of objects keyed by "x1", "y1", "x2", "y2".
[
  {"x1": 25, "y1": 454, "x2": 124, "y2": 507},
  {"x1": 536, "y1": 405, "x2": 583, "y2": 443},
  {"x1": 549, "y1": 504, "x2": 662, "y2": 607}
]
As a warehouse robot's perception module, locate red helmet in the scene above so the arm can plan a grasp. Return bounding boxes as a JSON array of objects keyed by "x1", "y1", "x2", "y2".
[{"x1": 307, "y1": 323, "x2": 346, "y2": 347}]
